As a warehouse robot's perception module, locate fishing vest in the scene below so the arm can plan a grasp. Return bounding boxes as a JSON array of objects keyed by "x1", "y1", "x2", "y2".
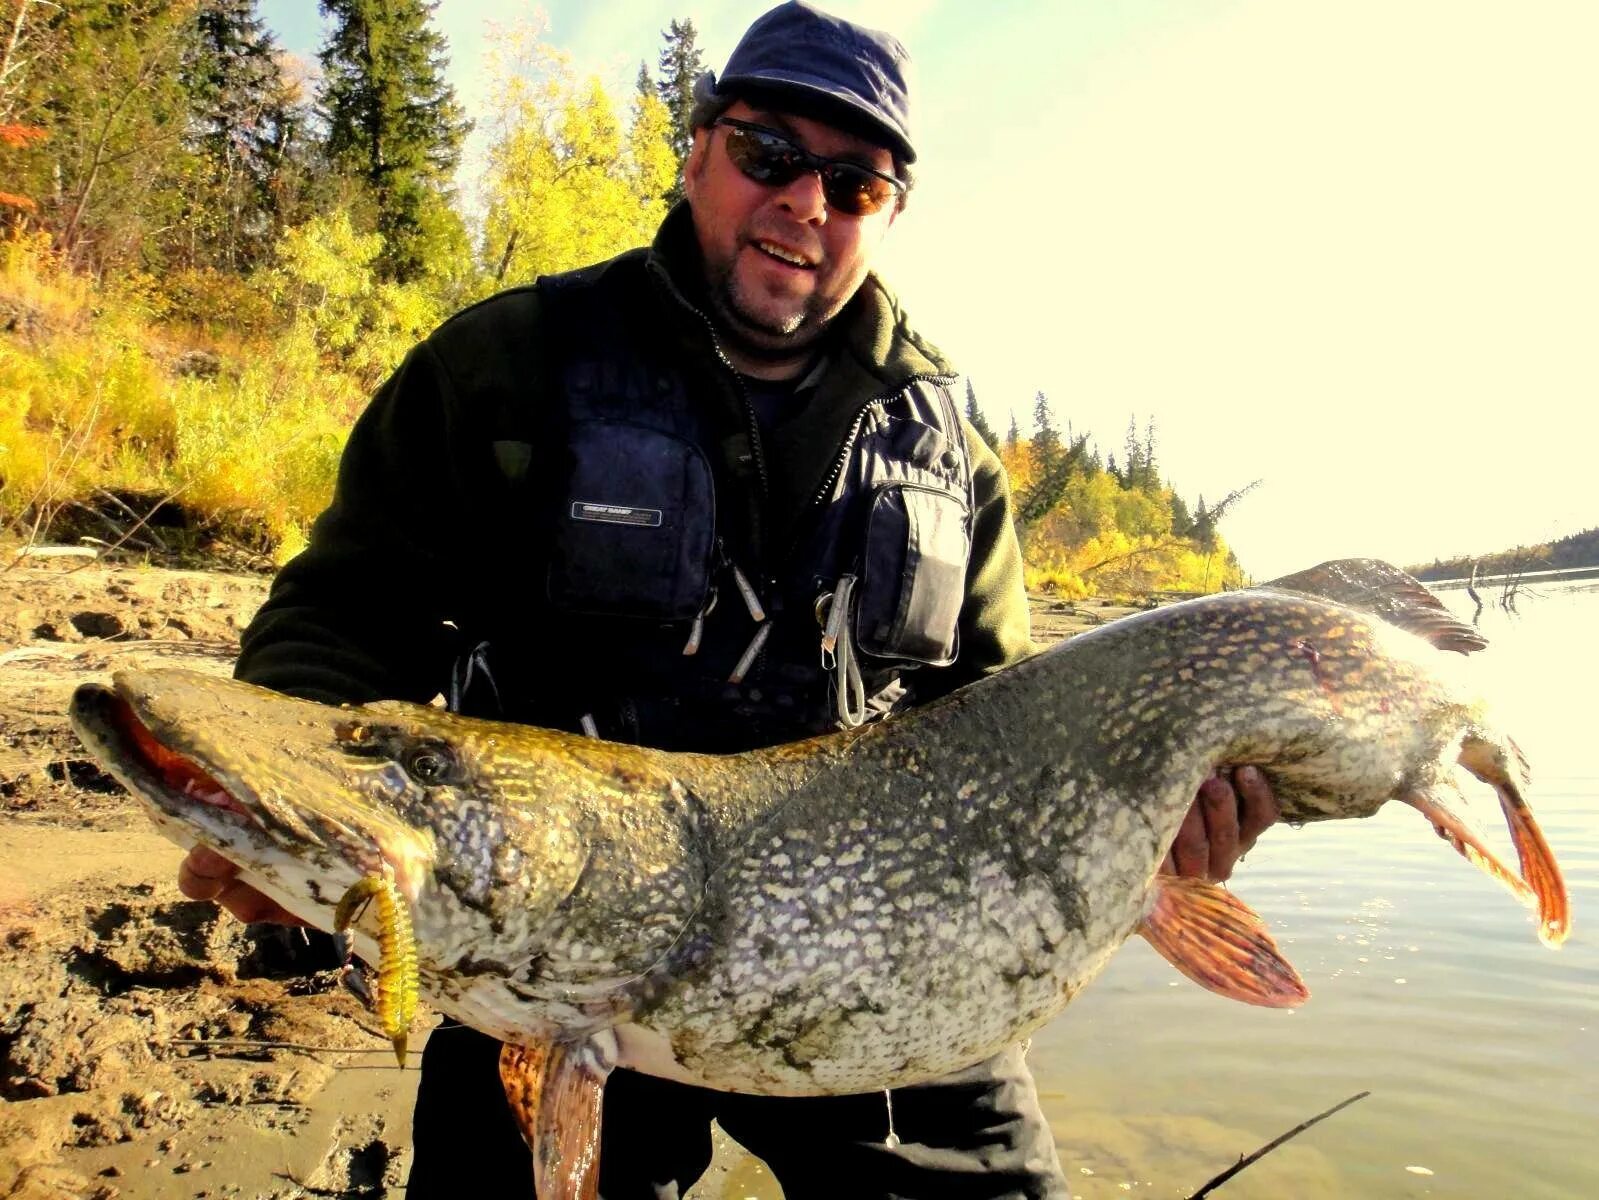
[{"x1": 455, "y1": 261, "x2": 975, "y2": 753}]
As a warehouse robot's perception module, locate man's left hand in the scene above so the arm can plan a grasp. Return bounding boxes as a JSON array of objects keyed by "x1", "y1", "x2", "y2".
[{"x1": 1162, "y1": 766, "x2": 1279, "y2": 882}]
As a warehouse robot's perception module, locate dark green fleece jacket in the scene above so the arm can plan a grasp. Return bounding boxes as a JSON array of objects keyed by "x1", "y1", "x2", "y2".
[{"x1": 235, "y1": 206, "x2": 1033, "y2": 722}]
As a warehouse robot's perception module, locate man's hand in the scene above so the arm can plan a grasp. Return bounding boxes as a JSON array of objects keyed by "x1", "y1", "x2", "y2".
[
  {"x1": 1161, "y1": 766, "x2": 1279, "y2": 882},
  {"x1": 178, "y1": 844, "x2": 305, "y2": 926}
]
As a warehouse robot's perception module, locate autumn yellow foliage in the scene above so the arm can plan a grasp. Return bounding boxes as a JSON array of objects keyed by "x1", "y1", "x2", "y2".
[
  {"x1": 1, "y1": 230, "x2": 381, "y2": 560},
  {"x1": 0, "y1": 40, "x2": 680, "y2": 566},
  {"x1": 999, "y1": 438, "x2": 1244, "y2": 599}
]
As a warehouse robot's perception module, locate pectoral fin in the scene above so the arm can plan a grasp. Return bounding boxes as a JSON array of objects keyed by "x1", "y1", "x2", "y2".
[
  {"x1": 499, "y1": 1037, "x2": 612, "y2": 1200},
  {"x1": 1137, "y1": 874, "x2": 1308, "y2": 1008}
]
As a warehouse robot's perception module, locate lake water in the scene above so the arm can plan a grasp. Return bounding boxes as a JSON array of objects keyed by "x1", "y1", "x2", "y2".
[{"x1": 1029, "y1": 580, "x2": 1598, "y2": 1198}]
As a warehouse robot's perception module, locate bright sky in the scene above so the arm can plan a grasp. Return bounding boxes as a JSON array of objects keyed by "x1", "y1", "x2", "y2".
[{"x1": 259, "y1": 1, "x2": 1597, "y2": 580}]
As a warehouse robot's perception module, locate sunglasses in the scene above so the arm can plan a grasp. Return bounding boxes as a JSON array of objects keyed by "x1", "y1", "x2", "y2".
[{"x1": 713, "y1": 118, "x2": 906, "y2": 217}]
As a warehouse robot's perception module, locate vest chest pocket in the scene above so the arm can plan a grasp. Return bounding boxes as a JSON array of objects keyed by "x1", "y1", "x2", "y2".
[
  {"x1": 855, "y1": 482, "x2": 970, "y2": 666},
  {"x1": 547, "y1": 420, "x2": 715, "y2": 621}
]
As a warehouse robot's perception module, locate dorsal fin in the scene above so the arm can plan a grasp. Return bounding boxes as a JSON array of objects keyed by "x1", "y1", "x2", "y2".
[{"x1": 1260, "y1": 559, "x2": 1488, "y2": 654}]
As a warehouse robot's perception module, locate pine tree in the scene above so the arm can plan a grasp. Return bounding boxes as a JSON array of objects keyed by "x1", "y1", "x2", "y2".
[
  {"x1": 963, "y1": 380, "x2": 1001, "y2": 454},
  {"x1": 655, "y1": 17, "x2": 704, "y2": 205},
  {"x1": 1006, "y1": 411, "x2": 1020, "y2": 451},
  {"x1": 318, "y1": 0, "x2": 471, "y2": 282}
]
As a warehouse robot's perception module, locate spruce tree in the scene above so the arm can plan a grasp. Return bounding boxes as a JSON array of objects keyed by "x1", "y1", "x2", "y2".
[
  {"x1": 1193, "y1": 495, "x2": 1214, "y2": 550},
  {"x1": 1017, "y1": 391, "x2": 1087, "y2": 525},
  {"x1": 1169, "y1": 490, "x2": 1193, "y2": 537},
  {"x1": 1120, "y1": 414, "x2": 1142, "y2": 489},
  {"x1": 656, "y1": 18, "x2": 705, "y2": 205},
  {"x1": 963, "y1": 380, "x2": 1001, "y2": 454},
  {"x1": 183, "y1": 0, "x2": 303, "y2": 270},
  {"x1": 1140, "y1": 418, "x2": 1159, "y2": 492},
  {"x1": 318, "y1": 0, "x2": 470, "y2": 281}
]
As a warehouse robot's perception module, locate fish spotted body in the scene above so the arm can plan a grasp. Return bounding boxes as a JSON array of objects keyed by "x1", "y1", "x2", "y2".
[{"x1": 68, "y1": 561, "x2": 1568, "y2": 1196}]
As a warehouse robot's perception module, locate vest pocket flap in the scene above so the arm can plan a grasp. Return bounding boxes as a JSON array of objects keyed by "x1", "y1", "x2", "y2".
[
  {"x1": 883, "y1": 415, "x2": 959, "y2": 474},
  {"x1": 856, "y1": 483, "x2": 969, "y2": 666},
  {"x1": 548, "y1": 421, "x2": 715, "y2": 621}
]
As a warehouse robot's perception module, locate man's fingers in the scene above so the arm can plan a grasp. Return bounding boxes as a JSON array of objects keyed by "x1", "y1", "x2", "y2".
[
  {"x1": 177, "y1": 844, "x2": 239, "y2": 900},
  {"x1": 178, "y1": 845, "x2": 302, "y2": 925},
  {"x1": 215, "y1": 878, "x2": 304, "y2": 926},
  {"x1": 1199, "y1": 772, "x2": 1241, "y2": 881},
  {"x1": 1169, "y1": 801, "x2": 1210, "y2": 878},
  {"x1": 1234, "y1": 765, "x2": 1280, "y2": 851}
]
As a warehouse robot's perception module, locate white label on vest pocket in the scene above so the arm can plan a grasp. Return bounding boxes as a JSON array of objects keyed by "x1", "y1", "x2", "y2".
[{"x1": 571, "y1": 501, "x2": 663, "y2": 527}]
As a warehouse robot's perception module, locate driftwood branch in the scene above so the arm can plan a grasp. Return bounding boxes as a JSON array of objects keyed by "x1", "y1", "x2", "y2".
[
  {"x1": 1183, "y1": 1090, "x2": 1371, "y2": 1199},
  {"x1": 1466, "y1": 562, "x2": 1484, "y2": 625}
]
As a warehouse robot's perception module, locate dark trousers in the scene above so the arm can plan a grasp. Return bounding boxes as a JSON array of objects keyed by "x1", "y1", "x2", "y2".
[{"x1": 407, "y1": 1022, "x2": 1067, "y2": 1199}]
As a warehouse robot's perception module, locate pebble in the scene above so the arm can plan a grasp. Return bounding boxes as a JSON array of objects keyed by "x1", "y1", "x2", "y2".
[{"x1": 1405, "y1": 1165, "x2": 1435, "y2": 1176}]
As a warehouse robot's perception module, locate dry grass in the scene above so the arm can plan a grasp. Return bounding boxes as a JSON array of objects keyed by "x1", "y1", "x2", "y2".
[{"x1": 0, "y1": 234, "x2": 382, "y2": 563}]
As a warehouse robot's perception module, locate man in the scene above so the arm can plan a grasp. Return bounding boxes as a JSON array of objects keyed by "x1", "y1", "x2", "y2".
[{"x1": 180, "y1": 3, "x2": 1278, "y2": 1196}]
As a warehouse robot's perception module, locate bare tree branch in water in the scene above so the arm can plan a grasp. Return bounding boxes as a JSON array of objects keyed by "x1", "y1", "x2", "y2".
[{"x1": 1498, "y1": 547, "x2": 1544, "y2": 614}]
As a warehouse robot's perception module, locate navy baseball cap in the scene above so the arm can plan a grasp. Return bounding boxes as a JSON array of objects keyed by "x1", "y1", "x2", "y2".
[{"x1": 694, "y1": 2, "x2": 916, "y2": 163}]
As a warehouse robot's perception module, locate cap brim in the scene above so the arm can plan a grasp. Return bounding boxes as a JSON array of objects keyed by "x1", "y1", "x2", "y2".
[{"x1": 719, "y1": 71, "x2": 915, "y2": 163}]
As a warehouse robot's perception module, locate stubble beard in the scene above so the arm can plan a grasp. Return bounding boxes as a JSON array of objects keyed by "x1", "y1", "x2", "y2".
[{"x1": 706, "y1": 259, "x2": 831, "y2": 363}]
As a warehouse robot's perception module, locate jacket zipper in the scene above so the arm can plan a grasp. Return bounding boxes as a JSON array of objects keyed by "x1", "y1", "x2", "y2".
[{"x1": 686, "y1": 307, "x2": 771, "y2": 502}]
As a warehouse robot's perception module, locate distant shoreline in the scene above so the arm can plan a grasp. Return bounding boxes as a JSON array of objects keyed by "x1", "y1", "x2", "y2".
[{"x1": 1420, "y1": 564, "x2": 1599, "y2": 591}]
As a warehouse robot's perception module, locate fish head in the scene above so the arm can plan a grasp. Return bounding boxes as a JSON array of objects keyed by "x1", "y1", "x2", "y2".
[{"x1": 68, "y1": 670, "x2": 590, "y2": 960}]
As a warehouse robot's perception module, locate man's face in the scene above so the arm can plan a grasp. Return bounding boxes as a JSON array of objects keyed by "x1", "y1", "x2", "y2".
[{"x1": 683, "y1": 100, "x2": 901, "y2": 360}]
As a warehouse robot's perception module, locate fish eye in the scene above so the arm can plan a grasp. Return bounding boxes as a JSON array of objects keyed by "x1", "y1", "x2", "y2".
[{"x1": 402, "y1": 742, "x2": 456, "y2": 785}]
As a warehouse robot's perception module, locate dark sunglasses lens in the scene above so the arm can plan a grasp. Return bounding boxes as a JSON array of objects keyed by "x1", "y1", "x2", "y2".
[
  {"x1": 721, "y1": 123, "x2": 899, "y2": 216},
  {"x1": 723, "y1": 126, "x2": 804, "y2": 186},
  {"x1": 820, "y1": 166, "x2": 896, "y2": 216}
]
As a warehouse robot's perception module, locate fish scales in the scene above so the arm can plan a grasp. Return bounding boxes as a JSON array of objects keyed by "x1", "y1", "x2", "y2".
[
  {"x1": 69, "y1": 563, "x2": 1568, "y2": 1107},
  {"x1": 633, "y1": 592, "x2": 1473, "y2": 1091}
]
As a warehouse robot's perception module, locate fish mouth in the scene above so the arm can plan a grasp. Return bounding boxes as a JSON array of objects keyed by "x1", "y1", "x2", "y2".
[
  {"x1": 68, "y1": 681, "x2": 426, "y2": 905},
  {"x1": 71, "y1": 682, "x2": 273, "y2": 844},
  {"x1": 1403, "y1": 734, "x2": 1569, "y2": 948}
]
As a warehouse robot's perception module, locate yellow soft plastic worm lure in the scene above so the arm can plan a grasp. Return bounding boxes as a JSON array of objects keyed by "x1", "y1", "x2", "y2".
[{"x1": 335, "y1": 870, "x2": 419, "y2": 1067}]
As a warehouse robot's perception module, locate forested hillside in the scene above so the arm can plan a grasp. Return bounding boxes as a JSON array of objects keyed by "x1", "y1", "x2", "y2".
[
  {"x1": 1, "y1": 1, "x2": 1246, "y2": 594},
  {"x1": 1410, "y1": 527, "x2": 1599, "y2": 582}
]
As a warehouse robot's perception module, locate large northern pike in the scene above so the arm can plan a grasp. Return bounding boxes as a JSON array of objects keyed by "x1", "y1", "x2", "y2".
[{"x1": 69, "y1": 560, "x2": 1568, "y2": 1198}]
